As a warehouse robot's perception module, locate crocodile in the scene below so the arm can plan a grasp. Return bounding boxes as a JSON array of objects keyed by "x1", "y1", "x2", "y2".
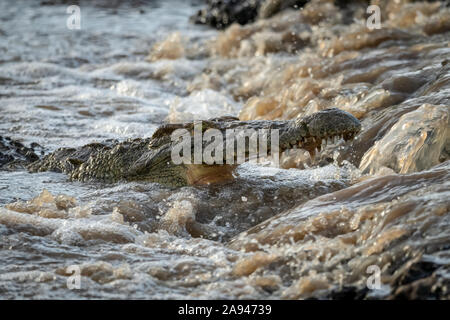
[{"x1": 27, "y1": 108, "x2": 361, "y2": 187}]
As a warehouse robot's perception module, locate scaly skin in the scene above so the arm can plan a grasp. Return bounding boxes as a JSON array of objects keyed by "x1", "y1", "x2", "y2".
[{"x1": 28, "y1": 108, "x2": 361, "y2": 187}]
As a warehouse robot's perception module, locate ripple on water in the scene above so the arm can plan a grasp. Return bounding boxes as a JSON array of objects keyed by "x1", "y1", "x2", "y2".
[{"x1": 1, "y1": 0, "x2": 449, "y2": 299}]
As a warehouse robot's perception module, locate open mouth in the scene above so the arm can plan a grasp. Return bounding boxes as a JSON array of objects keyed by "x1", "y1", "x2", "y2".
[{"x1": 280, "y1": 129, "x2": 359, "y2": 159}]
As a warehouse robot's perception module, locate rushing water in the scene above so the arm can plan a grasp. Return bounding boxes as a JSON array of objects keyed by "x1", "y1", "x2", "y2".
[{"x1": 0, "y1": 0, "x2": 449, "y2": 299}]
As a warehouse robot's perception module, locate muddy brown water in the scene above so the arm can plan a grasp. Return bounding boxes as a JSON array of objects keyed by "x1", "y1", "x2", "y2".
[{"x1": 0, "y1": 0, "x2": 449, "y2": 299}]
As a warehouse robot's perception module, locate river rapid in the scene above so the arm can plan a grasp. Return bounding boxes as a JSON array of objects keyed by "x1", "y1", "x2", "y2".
[{"x1": 0, "y1": 0, "x2": 449, "y2": 299}]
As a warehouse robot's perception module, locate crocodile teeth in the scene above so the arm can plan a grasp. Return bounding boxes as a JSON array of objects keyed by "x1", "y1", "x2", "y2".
[
  {"x1": 327, "y1": 137, "x2": 333, "y2": 145},
  {"x1": 343, "y1": 132, "x2": 353, "y2": 140},
  {"x1": 334, "y1": 135, "x2": 340, "y2": 144}
]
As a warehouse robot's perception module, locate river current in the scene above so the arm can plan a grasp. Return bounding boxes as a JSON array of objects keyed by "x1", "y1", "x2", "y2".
[{"x1": 0, "y1": 0, "x2": 449, "y2": 299}]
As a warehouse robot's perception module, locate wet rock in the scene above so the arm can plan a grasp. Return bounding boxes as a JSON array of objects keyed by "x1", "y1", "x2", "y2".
[
  {"x1": 389, "y1": 258, "x2": 450, "y2": 299},
  {"x1": 227, "y1": 161, "x2": 450, "y2": 298},
  {"x1": 191, "y1": 0, "x2": 307, "y2": 29},
  {"x1": 390, "y1": 274, "x2": 449, "y2": 299},
  {"x1": 229, "y1": 161, "x2": 449, "y2": 250},
  {"x1": 359, "y1": 104, "x2": 449, "y2": 175},
  {"x1": 0, "y1": 136, "x2": 42, "y2": 169}
]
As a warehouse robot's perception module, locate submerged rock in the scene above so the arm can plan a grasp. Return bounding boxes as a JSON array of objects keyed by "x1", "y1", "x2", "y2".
[{"x1": 228, "y1": 161, "x2": 450, "y2": 299}]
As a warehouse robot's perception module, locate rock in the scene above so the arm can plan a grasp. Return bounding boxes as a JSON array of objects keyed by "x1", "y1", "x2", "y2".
[
  {"x1": 389, "y1": 259, "x2": 450, "y2": 299},
  {"x1": 227, "y1": 161, "x2": 450, "y2": 299},
  {"x1": 359, "y1": 104, "x2": 449, "y2": 175},
  {"x1": 0, "y1": 136, "x2": 42, "y2": 169},
  {"x1": 190, "y1": 0, "x2": 307, "y2": 29}
]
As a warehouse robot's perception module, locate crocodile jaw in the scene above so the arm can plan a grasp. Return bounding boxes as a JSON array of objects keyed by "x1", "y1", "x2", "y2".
[{"x1": 279, "y1": 108, "x2": 361, "y2": 158}]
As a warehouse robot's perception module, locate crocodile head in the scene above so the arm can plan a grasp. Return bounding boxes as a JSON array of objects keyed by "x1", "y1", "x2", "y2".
[
  {"x1": 128, "y1": 108, "x2": 361, "y2": 186},
  {"x1": 278, "y1": 108, "x2": 361, "y2": 158}
]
